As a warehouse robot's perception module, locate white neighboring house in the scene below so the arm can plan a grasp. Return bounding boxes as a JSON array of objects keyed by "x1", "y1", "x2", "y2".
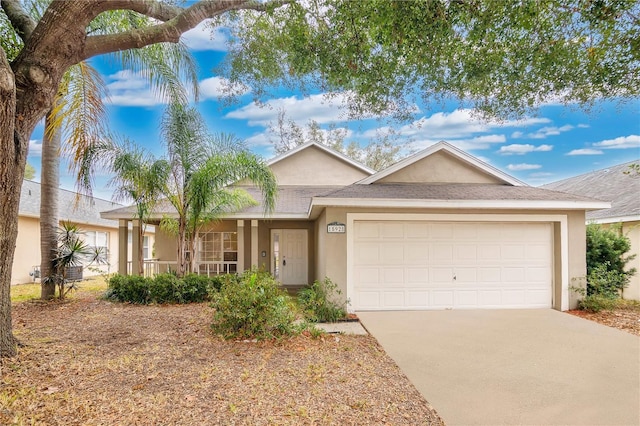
[
  {"x1": 542, "y1": 160, "x2": 640, "y2": 300},
  {"x1": 13, "y1": 180, "x2": 155, "y2": 285}
]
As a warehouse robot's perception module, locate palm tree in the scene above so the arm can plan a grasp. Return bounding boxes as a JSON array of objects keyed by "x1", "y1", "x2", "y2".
[
  {"x1": 35, "y1": 4, "x2": 198, "y2": 298},
  {"x1": 158, "y1": 104, "x2": 278, "y2": 277},
  {"x1": 109, "y1": 140, "x2": 170, "y2": 274}
]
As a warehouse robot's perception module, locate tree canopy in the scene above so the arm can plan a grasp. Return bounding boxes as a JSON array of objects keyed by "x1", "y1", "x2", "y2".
[{"x1": 1, "y1": 0, "x2": 638, "y2": 357}]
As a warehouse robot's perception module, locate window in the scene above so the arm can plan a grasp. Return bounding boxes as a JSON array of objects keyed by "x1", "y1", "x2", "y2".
[
  {"x1": 85, "y1": 231, "x2": 109, "y2": 251},
  {"x1": 198, "y1": 231, "x2": 237, "y2": 273},
  {"x1": 143, "y1": 236, "x2": 150, "y2": 259}
]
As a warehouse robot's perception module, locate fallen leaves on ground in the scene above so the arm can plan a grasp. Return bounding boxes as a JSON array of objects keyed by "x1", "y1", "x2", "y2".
[
  {"x1": 2, "y1": 293, "x2": 443, "y2": 425},
  {"x1": 568, "y1": 307, "x2": 640, "y2": 337}
]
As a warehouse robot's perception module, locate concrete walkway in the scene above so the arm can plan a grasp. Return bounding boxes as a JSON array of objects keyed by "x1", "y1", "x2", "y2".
[{"x1": 358, "y1": 310, "x2": 640, "y2": 425}]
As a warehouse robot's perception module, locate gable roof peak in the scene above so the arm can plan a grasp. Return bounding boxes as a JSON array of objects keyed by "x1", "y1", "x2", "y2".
[
  {"x1": 357, "y1": 140, "x2": 527, "y2": 186},
  {"x1": 267, "y1": 141, "x2": 375, "y2": 175}
]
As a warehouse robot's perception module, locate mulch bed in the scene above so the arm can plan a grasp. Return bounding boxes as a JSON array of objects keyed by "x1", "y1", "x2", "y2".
[
  {"x1": 568, "y1": 308, "x2": 640, "y2": 337},
  {"x1": 1, "y1": 293, "x2": 443, "y2": 425}
]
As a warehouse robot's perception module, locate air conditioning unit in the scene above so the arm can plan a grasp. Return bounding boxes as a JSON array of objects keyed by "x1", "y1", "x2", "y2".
[{"x1": 29, "y1": 265, "x2": 40, "y2": 281}]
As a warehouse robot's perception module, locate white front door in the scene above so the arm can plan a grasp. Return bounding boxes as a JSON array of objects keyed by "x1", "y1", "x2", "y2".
[{"x1": 272, "y1": 229, "x2": 308, "y2": 285}]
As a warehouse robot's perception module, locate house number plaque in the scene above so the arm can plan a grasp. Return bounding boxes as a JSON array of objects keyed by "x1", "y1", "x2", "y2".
[{"x1": 327, "y1": 222, "x2": 346, "y2": 233}]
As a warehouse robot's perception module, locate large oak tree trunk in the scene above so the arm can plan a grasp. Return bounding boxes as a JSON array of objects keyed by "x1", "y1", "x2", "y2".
[
  {"x1": 40, "y1": 111, "x2": 60, "y2": 299},
  {"x1": 0, "y1": 52, "x2": 23, "y2": 357}
]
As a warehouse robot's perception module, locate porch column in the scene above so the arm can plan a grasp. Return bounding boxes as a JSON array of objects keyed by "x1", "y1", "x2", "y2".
[
  {"x1": 236, "y1": 220, "x2": 245, "y2": 272},
  {"x1": 132, "y1": 219, "x2": 142, "y2": 276},
  {"x1": 251, "y1": 220, "x2": 259, "y2": 268},
  {"x1": 118, "y1": 219, "x2": 128, "y2": 275}
]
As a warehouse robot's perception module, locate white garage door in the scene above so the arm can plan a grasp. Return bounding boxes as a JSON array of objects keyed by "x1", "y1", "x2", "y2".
[{"x1": 352, "y1": 221, "x2": 553, "y2": 310}]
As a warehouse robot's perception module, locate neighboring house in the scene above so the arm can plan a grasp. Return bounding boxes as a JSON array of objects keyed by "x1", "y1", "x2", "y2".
[
  {"x1": 102, "y1": 141, "x2": 608, "y2": 311},
  {"x1": 13, "y1": 180, "x2": 155, "y2": 285},
  {"x1": 542, "y1": 160, "x2": 640, "y2": 301}
]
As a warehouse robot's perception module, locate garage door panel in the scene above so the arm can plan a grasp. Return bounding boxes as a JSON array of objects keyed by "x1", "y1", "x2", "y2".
[
  {"x1": 352, "y1": 220, "x2": 552, "y2": 310},
  {"x1": 457, "y1": 290, "x2": 479, "y2": 307},
  {"x1": 406, "y1": 290, "x2": 429, "y2": 307},
  {"x1": 406, "y1": 243, "x2": 429, "y2": 263},
  {"x1": 431, "y1": 267, "x2": 454, "y2": 283},
  {"x1": 501, "y1": 244, "x2": 525, "y2": 260},
  {"x1": 406, "y1": 223, "x2": 429, "y2": 238},
  {"x1": 407, "y1": 268, "x2": 429, "y2": 284},
  {"x1": 431, "y1": 244, "x2": 454, "y2": 262},
  {"x1": 355, "y1": 267, "x2": 379, "y2": 287},
  {"x1": 355, "y1": 243, "x2": 379, "y2": 264},
  {"x1": 357, "y1": 291, "x2": 381, "y2": 309},
  {"x1": 382, "y1": 291, "x2": 405, "y2": 308},
  {"x1": 381, "y1": 222, "x2": 404, "y2": 239},
  {"x1": 479, "y1": 245, "x2": 501, "y2": 260},
  {"x1": 432, "y1": 291, "x2": 454, "y2": 307},
  {"x1": 380, "y1": 243, "x2": 405, "y2": 264},
  {"x1": 503, "y1": 267, "x2": 526, "y2": 283},
  {"x1": 382, "y1": 268, "x2": 404, "y2": 286}
]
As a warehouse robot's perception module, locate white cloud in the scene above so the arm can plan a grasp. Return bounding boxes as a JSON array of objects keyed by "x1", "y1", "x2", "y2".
[
  {"x1": 28, "y1": 139, "x2": 42, "y2": 156},
  {"x1": 511, "y1": 131, "x2": 524, "y2": 139},
  {"x1": 498, "y1": 144, "x2": 553, "y2": 155},
  {"x1": 529, "y1": 172, "x2": 554, "y2": 178},
  {"x1": 567, "y1": 148, "x2": 604, "y2": 156},
  {"x1": 181, "y1": 21, "x2": 228, "y2": 51},
  {"x1": 226, "y1": 93, "x2": 356, "y2": 126},
  {"x1": 105, "y1": 70, "x2": 167, "y2": 107},
  {"x1": 199, "y1": 76, "x2": 251, "y2": 100},
  {"x1": 592, "y1": 135, "x2": 640, "y2": 149},
  {"x1": 526, "y1": 125, "x2": 574, "y2": 139},
  {"x1": 507, "y1": 163, "x2": 542, "y2": 171},
  {"x1": 577, "y1": 124, "x2": 590, "y2": 128}
]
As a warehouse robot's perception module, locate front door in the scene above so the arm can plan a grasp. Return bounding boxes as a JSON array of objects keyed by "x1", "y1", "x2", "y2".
[{"x1": 271, "y1": 229, "x2": 308, "y2": 285}]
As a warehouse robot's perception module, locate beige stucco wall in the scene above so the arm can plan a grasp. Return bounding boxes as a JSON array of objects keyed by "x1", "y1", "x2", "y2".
[
  {"x1": 270, "y1": 145, "x2": 370, "y2": 185},
  {"x1": 378, "y1": 150, "x2": 504, "y2": 184},
  {"x1": 623, "y1": 221, "x2": 640, "y2": 300},
  {"x1": 12, "y1": 217, "x2": 121, "y2": 285},
  {"x1": 315, "y1": 210, "x2": 327, "y2": 282},
  {"x1": 316, "y1": 207, "x2": 588, "y2": 311}
]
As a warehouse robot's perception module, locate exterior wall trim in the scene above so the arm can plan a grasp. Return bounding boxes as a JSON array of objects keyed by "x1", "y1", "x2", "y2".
[
  {"x1": 357, "y1": 141, "x2": 527, "y2": 186},
  {"x1": 345, "y1": 213, "x2": 570, "y2": 312},
  {"x1": 312, "y1": 198, "x2": 610, "y2": 213},
  {"x1": 588, "y1": 215, "x2": 640, "y2": 224}
]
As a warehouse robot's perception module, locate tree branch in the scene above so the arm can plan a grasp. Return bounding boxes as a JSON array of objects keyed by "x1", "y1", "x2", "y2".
[
  {"x1": 1, "y1": 0, "x2": 37, "y2": 42},
  {"x1": 83, "y1": 0, "x2": 290, "y2": 59}
]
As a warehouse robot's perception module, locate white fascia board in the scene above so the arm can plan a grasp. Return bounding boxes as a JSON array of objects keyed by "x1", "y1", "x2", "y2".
[
  {"x1": 358, "y1": 141, "x2": 526, "y2": 186},
  {"x1": 311, "y1": 197, "x2": 611, "y2": 211},
  {"x1": 267, "y1": 141, "x2": 375, "y2": 175},
  {"x1": 222, "y1": 213, "x2": 310, "y2": 220},
  {"x1": 587, "y1": 215, "x2": 640, "y2": 224}
]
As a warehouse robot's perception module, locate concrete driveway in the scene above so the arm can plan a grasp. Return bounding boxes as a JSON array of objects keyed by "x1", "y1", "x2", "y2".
[{"x1": 358, "y1": 310, "x2": 640, "y2": 425}]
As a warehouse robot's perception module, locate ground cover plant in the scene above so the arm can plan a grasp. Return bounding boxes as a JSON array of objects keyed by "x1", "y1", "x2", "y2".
[
  {"x1": 297, "y1": 277, "x2": 348, "y2": 323},
  {"x1": 2, "y1": 290, "x2": 443, "y2": 425}
]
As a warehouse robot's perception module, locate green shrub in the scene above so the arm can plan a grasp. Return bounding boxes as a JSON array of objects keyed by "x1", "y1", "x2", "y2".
[
  {"x1": 586, "y1": 224, "x2": 636, "y2": 297},
  {"x1": 106, "y1": 274, "x2": 150, "y2": 304},
  {"x1": 107, "y1": 273, "x2": 221, "y2": 304},
  {"x1": 210, "y1": 270, "x2": 297, "y2": 340},
  {"x1": 297, "y1": 277, "x2": 347, "y2": 323},
  {"x1": 587, "y1": 264, "x2": 630, "y2": 299},
  {"x1": 579, "y1": 294, "x2": 619, "y2": 313}
]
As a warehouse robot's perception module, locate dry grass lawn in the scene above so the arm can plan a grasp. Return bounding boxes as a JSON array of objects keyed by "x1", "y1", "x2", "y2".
[{"x1": 1, "y1": 285, "x2": 443, "y2": 425}]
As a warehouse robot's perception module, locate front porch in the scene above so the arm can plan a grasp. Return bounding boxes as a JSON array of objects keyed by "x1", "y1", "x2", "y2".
[{"x1": 118, "y1": 218, "x2": 316, "y2": 287}]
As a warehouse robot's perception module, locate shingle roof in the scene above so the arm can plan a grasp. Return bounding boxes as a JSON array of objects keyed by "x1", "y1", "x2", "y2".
[
  {"x1": 100, "y1": 186, "x2": 342, "y2": 219},
  {"x1": 20, "y1": 180, "x2": 123, "y2": 228},
  {"x1": 317, "y1": 183, "x2": 601, "y2": 202},
  {"x1": 541, "y1": 160, "x2": 640, "y2": 220}
]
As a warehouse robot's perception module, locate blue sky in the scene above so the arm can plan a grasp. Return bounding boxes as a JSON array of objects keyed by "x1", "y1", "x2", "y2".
[{"x1": 26, "y1": 21, "x2": 640, "y2": 201}]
